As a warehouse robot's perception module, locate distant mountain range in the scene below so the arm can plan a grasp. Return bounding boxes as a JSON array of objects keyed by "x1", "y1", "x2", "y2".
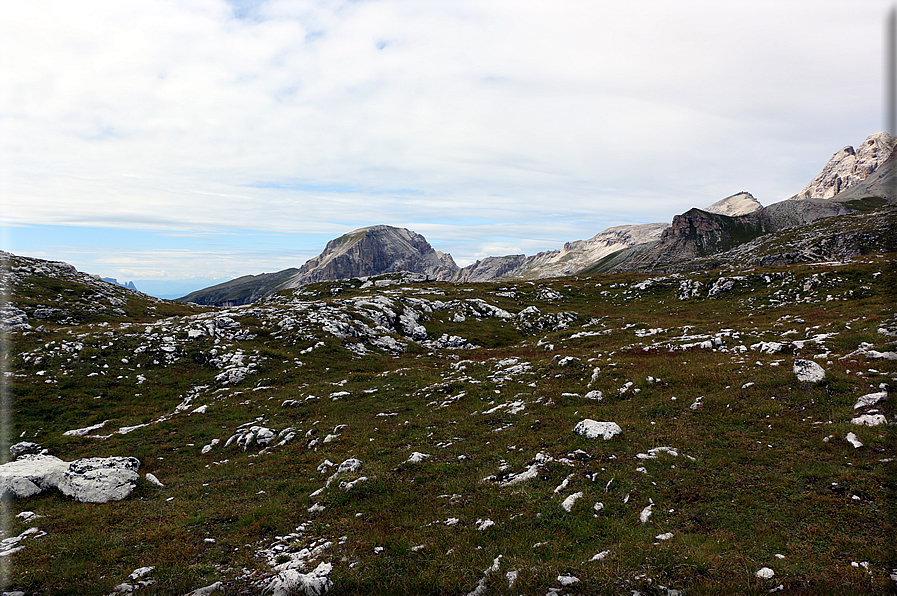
[
  {"x1": 179, "y1": 133, "x2": 896, "y2": 306},
  {"x1": 101, "y1": 277, "x2": 138, "y2": 291}
]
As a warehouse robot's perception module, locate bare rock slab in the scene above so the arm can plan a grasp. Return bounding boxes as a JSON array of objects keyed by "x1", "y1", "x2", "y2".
[
  {"x1": 0, "y1": 455, "x2": 69, "y2": 498},
  {"x1": 0, "y1": 454, "x2": 140, "y2": 503}
]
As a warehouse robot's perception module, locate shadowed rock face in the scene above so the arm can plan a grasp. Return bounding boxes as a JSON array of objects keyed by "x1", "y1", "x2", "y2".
[{"x1": 282, "y1": 225, "x2": 459, "y2": 289}]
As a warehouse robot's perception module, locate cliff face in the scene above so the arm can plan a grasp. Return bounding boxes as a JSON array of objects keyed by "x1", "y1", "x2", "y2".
[
  {"x1": 605, "y1": 198, "x2": 856, "y2": 274},
  {"x1": 791, "y1": 132, "x2": 896, "y2": 200},
  {"x1": 282, "y1": 225, "x2": 459, "y2": 289}
]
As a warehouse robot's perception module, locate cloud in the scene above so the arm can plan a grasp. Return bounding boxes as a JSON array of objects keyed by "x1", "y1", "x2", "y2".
[{"x1": 1, "y1": 0, "x2": 890, "y2": 280}]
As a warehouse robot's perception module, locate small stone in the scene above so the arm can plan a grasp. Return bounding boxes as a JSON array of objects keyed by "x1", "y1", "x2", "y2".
[
  {"x1": 557, "y1": 575, "x2": 580, "y2": 586},
  {"x1": 755, "y1": 567, "x2": 775, "y2": 579},
  {"x1": 145, "y1": 473, "x2": 164, "y2": 488},
  {"x1": 560, "y1": 492, "x2": 583, "y2": 512}
]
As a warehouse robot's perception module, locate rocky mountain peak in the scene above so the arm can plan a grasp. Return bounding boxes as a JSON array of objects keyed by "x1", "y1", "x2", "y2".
[
  {"x1": 790, "y1": 131, "x2": 896, "y2": 200},
  {"x1": 282, "y1": 224, "x2": 459, "y2": 289},
  {"x1": 703, "y1": 191, "x2": 763, "y2": 217}
]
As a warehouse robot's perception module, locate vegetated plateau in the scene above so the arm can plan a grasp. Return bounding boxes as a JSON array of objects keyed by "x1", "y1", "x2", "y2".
[{"x1": 1, "y1": 207, "x2": 894, "y2": 594}]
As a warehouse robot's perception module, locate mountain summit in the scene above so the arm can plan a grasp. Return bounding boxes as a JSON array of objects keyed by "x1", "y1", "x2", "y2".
[
  {"x1": 281, "y1": 225, "x2": 459, "y2": 289},
  {"x1": 790, "y1": 131, "x2": 896, "y2": 200}
]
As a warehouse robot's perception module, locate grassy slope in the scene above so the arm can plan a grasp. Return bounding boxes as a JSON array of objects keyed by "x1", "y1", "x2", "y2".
[{"x1": 3, "y1": 254, "x2": 895, "y2": 595}]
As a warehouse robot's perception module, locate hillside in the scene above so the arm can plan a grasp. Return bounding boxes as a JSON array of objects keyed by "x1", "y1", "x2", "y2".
[
  {"x1": 179, "y1": 269, "x2": 301, "y2": 307},
  {"x1": 1, "y1": 238, "x2": 894, "y2": 594}
]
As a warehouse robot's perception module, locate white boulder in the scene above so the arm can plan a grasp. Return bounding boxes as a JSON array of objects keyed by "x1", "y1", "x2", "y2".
[
  {"x1": 573, "y1": 420, "x2": 622, "y2": 440},
  {"x1": 793, "y1": 359, "x2": 825, "y2": 383},
  {"x1": 0, "y1": 454, "x2": 68, "y2": 498},
  {"x1": 57, "y1": 457, "x2": 141, "y2": 503}
]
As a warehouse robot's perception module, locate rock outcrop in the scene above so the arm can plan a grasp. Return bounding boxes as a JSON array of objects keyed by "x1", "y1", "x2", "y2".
[
  {"x1": 0, "y1": 454, "x2": 141, "y2": 503},
  {"x1": 791, "y1": 132, "x2": 896, "y2": 200}
]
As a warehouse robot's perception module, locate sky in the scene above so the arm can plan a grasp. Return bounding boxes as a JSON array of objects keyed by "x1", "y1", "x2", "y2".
[{"x1": 0, "y1": 0, "x2": 892, "y2": 297}]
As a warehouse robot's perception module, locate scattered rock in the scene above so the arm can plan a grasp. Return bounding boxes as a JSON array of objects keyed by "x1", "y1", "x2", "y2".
[
  {"x1": 573, "y1": 420, "x2": 622, "y2": 440},
  {"x1": 793, "y1": 359, "x2": 825, "y2": 383},
  {"x1": 185, "y1": 582, "x2": 224, "y2": 596},
  {"x1": 9, "y1": 441, "x2": 43, "y2": 458},
  {"x1": 755, "y1": 567, "x2": 775, "y2": 579},
  {"x1": 640, "y1": 503, "x2": 653, "y2": 523},
  {"x1": 557, "y1": 575, "x2": 580, "y2": 586},
  {"x1": 845, "y1": 432, "x2": 863, "y2": 449},
  {"x1": 266, "y1": 561, "x2": 333, "y2": 596},
  {"x1": 854, "y1": 391, "x2": 887, "y2": 409},
  {"x1": 850, "y1": 414, "x2": 887, "y2": 427},
  {"x1": 560, "y1": 492, "x2": 583, "y2": 512},
  {"x1": 58, "y1": 457, "x2": 141, "y2": 503}
]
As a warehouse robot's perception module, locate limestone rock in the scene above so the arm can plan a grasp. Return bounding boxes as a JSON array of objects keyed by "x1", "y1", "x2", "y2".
[
  {"x1": 57, "y1": 457, "x2": 140, "y2": 503},
  {"x1": 850, "y1": 414, "x2": 887, "y2": 427},
  {"x1": 854, "y1": 391, "x2": 887, "y2": 409},
  {"x1": 755, "y1": 567, "x2": 775, "y2": 579},
  {"x1": 0, "y1": 305, "x2": 31, "y2": 331},
  {"x1": 793, "y1": 359, "x2": 825, "y2": 383},
  {"x1": 573, "y1": 420, "x2": 622, "y2": 440},
  {"x1": 266, "y1": 561, "x2": 333, "y2": 596},
  {"x1": 791, "y1": 132, "x2": 896, "y2": 200},
  {"x1": 0, "y1": 455, "x2": 69, "y2": 498}
]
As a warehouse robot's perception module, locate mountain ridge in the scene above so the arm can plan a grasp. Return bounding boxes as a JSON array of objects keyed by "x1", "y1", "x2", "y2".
[{"x1": 178, "y1": 132, "x2": 896, "y2": 306}]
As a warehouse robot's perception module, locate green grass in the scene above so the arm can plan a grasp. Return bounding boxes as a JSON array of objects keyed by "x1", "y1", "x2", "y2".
[{"x1": 2, "y1": 251, "x2": 895, "y2": 594}]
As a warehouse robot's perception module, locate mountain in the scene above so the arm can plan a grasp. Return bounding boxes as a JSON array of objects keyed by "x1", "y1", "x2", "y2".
[
  {"x1": 280, "y1": 225, "x2": 458, "y2": 288},
  {"x1": 101, "y1": 277, "x2": 138, "y2": 291},
  {"x1": 702, "y1": 191, "x2": 762, "y2": 216},
  {"x1": 587, "y1": 134, "x2": 897, "y2": 274},
  {"x1": 454, "y1": 222, "x2": 669, "y2": 282},
  {"x1": 178, "y1": 268, "x2": 301, "y2": 306},
  {"x1": 790, "y1": 131, "x2": 896, "y2": 200},
  {"x1": 178, "y1": 225, "x2": 458, "y2": 306},
  {"x1": 180, "y1": 133, "x2": 895, "y2": 305}
]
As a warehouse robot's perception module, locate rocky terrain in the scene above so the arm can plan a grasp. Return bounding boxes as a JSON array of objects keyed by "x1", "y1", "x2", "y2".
[{"x1": 1, "y1": 213, "x2": 894, "y2": 593}]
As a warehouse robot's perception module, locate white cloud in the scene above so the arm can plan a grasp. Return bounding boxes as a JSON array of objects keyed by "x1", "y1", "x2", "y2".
[{"x1": 1, "y1": 0, "x2": 891, "y2": 278}]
